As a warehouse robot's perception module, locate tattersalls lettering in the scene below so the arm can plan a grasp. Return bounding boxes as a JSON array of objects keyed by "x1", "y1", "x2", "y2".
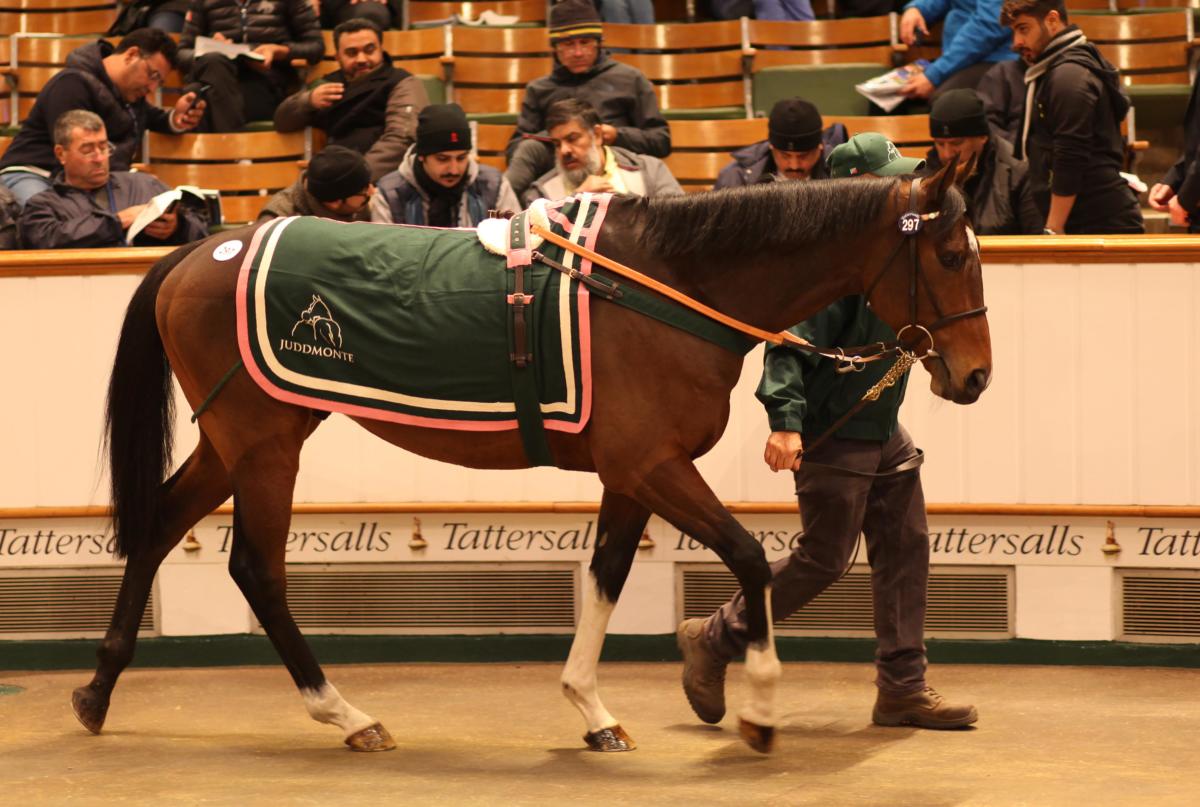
[
  {"x1": 0, "y1": 527, "x2": 116, "y2": 556},
  {"x1": 928, "y1": 525, "x2": 1083, "y2": 556},
  {"x1": 674, "y1": 529, "x2": 806, "y2": 553},
  {"x1": 217, "y1": 522, "x2": 390, "y2": 553},
  {"x1": 442, "y1": 521, "x2": 595, "y2": 551},
  {"x1": 1137, "y1": 527, "x2": 1200, "y2": 557}
]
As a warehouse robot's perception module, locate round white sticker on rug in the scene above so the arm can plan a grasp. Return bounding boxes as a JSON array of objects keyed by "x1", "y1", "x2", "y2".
[{"x1": 213, "y1": 240, "x2": 244, "y2": 262}]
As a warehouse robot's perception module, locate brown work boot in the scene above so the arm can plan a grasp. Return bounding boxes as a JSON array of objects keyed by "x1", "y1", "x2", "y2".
[
  {"x1": 676, "y1": 617, "x2": 728, "y2": 724},
  {"x1": 872, "y1": 686, "x2": 978, "y2": 729}
]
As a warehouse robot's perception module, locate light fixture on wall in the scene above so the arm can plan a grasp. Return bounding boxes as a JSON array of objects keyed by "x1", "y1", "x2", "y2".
[
  {"x1": 409, "y1": 517, "x2": 428, "y2": 550},
  {"x1": 1102, "y1": 520, "x2": 1121, "y2": 556}
]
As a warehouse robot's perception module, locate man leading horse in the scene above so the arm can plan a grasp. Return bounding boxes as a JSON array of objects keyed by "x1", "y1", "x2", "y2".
[{"x1": 679, "y1": 134, "x2": 980, "y2": 731}]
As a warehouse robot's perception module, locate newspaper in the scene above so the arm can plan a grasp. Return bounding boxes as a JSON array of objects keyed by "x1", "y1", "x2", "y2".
[
  {"x1": 126, "y1": 186, "x2": 221, "y2": 242},
  {"x1": 194, "y1": 35, "x2": 265, "y2": 61},
  {"x1": 854, "y1": 60, "x2": 931, "y2": 113}
]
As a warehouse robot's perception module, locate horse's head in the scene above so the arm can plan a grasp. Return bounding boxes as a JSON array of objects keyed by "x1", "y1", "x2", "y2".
[{"x1": 863, "y1": 159, "x2": 992, "y2": 405}]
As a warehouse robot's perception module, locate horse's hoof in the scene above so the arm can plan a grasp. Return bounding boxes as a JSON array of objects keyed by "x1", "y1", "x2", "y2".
[
  {"x1": 738, "y1": 718, "x2": 776, "y2": 754},
  {"x1": 584, "y1": 725, "x2": 637, "y2": 752},
  {"x1": 71, "y1": 686, "x2": 108, "y2": 735},
  {"x1": 344, "y1": 722, "x2": 396, "y2": 752}
]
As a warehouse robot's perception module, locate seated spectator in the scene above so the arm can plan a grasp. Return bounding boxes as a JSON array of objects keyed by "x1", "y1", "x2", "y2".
[
  {"x1": 371, "y1": 104, "x2": 521, "y2": 227},
  {"x1": 526, "y1": 98, "x2": 682, "y2": 204},
  {"x1": 1002, "y1": 0, "x2": 1142, "y2": 234},
  {"x1": 923, "y1": 90, "x2": 1041, "y2": 234},
  {"x1": 0, "y1": 185, "x2": 18, "y2": 249},
  {"x1": 596, "y1": 0, "x2": 654, "y2": 24},
  {"x1": 274, "y1": 19, "x2": 427, "y2": 182},
  {"x1": 976, "y1": 58, "x2": 1026, "y2": 146},
  {"x1": 899, "y1": 0, "x2": 1017, "y2": 100},
  {"x1": 0, "y1": 28, "x2": 205, "y2": 208},
  {"x1": 178, "y1": 0, "x2": 324, "y2": 133},
  {"x1": 753, "y1": 0, "x2": 815, "y2": 22},
  {"x1": 21, "y1": 110, "x2": 208, "y2": 249},
  {"x1": 505, "y1": 0, "x2": 670, "y2": 200},
  {"x1": 258, "y1": 145, "x2": 375, "y2": 223},
  {"x1": 714, "y1": 98, "x2": 847, "y2": 189},
  {"x1": 1149, "y1": 71, "x2": 1200, "y2": 233},
  {"x1": 319, "y1": 0, "x2": 396, "y2": 31}
]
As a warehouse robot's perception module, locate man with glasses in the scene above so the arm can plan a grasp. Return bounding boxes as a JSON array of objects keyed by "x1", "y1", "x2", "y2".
[
  {"x1": 504, "y1": 0, "x2": 669, "y2": 200},
  {"x1": 258, "y1": 145, "x2": 376, "y2": 223},
  {"x1": 0, "y1": 28, "x2": 205, "y2": 208},
  {"x1": 20, "y1": 110, "x2": 209, "y2": 249}
]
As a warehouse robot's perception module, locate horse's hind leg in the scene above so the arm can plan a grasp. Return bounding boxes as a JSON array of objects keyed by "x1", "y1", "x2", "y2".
[
  {"x1": 629, "y1": 455, "x2": 780, "y2": 753},
  {"x1": 72, "y1": 436, "x2": 231, "y2": 734},
  {"x1": 224, "y1": 434, "x2": 394, "y2": 752},
  {"x1": 560, "y1": 489, "x2": 649, "y2": 752}
]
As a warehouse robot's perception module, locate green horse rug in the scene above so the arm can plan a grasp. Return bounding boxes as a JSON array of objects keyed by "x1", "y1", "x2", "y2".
[{"x1": 234, "y1": 194, "x2": 611, "y2": 435}]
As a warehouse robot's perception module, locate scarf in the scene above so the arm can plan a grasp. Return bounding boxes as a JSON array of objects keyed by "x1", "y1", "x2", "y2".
[
  {"x1": 413, "y1": 158, "x2": 467, "y2": 227},
  {"x1": 1020, "y1": 26, "x2": 1088, "y2": 159}
]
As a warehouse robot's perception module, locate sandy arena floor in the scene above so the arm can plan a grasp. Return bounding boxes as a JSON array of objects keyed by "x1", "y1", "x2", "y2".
[{"x1": 1, "y1": 661, "x2": 1198, "y2": 806}]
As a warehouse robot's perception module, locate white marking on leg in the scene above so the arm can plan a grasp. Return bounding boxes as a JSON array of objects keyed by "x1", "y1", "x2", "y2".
[
  {"x1": 301, "y1": 682, "x2": 377, "y2": 738},
  {"x1": 739, "y1": 585, "x2": 782, "y2": 727},
  {"x1": 561, "y1": 574, "x2": 619, "y2": 733}
]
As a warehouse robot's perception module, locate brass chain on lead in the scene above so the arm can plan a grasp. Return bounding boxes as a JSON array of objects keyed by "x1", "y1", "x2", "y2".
[{"x1": 863, "y1": 350, "x2": 918, "y2": 402}]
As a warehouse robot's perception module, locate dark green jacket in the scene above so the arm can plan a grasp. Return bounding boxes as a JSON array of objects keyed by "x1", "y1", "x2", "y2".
[{"x1": 755, "y1": 296, "x2": 908, "y2": 443}]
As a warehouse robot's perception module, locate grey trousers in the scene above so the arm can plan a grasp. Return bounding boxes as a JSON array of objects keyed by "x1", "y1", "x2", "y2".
[{"x1": 704, "y1": 424, "x2": 930, "y2": 695}]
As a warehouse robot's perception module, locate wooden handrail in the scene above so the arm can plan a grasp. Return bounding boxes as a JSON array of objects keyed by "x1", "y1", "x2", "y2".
[
  {"x1": 3, "y1": 237, "x2": 1200, "y2": 281},
  {"x1": 2, "y1": 502, "x2": 1199, "y2": 519}
]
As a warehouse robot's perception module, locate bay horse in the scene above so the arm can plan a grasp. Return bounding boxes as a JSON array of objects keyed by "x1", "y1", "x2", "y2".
[{"x1": 73, "y1": 161, "x2": 991, "y2": 755}]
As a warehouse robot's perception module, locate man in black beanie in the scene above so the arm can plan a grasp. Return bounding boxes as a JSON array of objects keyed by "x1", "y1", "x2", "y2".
[
  {"x1": 714, "y1": 98, "x2": 847, "y2": 189},
  {"x1": 922, "y1": 89, "x2": 1042, "y2": 235},
  {"x1": 372, "y1": 103, "x2": 520, "y2": 227},
  {"x1": 504, "y1": 0, "x2": 669, "y2": 201},
  {"x1": 258, "y1": 144, "x2": 375, "y2": 223}
]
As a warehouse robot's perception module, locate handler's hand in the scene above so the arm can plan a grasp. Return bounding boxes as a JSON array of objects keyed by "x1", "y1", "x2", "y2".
[
  {"x1": 899, "y1": 7, "x2": 929, "y2": 45},
  {"x1": 764, "y1": 431, "x2": 803, "y2": 473},
  {"x1": 1148, "y1": 182, "x2": 1175, "y2": 211}
]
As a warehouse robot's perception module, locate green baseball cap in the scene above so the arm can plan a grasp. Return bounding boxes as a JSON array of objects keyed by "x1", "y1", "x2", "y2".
[{"x1": 827, "y1": 132, "x2": 925, "y2": 178}]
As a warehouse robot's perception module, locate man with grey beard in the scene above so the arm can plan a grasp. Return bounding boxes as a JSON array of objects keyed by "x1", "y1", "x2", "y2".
[{"x1": 525, "y1": 98, "x2": 681, "y2": 205}]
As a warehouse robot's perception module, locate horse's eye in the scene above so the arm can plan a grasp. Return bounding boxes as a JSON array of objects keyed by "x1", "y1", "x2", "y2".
[{"x1": 939, "y1": 251, "x2": 964, "y2": 271}]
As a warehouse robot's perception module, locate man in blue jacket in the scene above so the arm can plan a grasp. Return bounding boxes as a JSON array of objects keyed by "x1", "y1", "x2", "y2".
[
  {"x1": 899, "y1": 0, "x2": 1016, "y2": 100},
  {"x1": 713, "y1": 98, "x2": 846, "y2": 189}
]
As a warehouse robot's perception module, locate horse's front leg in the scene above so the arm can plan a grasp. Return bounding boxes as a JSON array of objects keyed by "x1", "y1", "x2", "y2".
[
  {"x1": 632, "y1": 454, "x2": 780, "y2": 753},
  {"x1": 560, "y1": 489, "x2": 649, "y2": 752}
]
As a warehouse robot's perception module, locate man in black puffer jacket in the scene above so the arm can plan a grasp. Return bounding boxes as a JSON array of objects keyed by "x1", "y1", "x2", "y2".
[
  {"x1": 504, "y1": 0, "x2": 669, "y2": 200},
  {"x1": 0, "y1": 28, "x2": 205, "y2": 208},
  {"x1": 178, "y1": 0, "x2": 324, "y2": 132},
  {"x1": 1002, "y1": 0, "x2": 1142, "y2": 234},
  {"x1": 922, "y1": 90, "x2": 1042, "y2": 234}
]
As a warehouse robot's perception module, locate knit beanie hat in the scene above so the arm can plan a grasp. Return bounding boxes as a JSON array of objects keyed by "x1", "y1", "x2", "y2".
[
  {"x1": 929, "y1": 89, "x2": 990, "y2": 138},
  {"x1": 549, "y1": 0, "x2": 603, "y2": 43},
  {"x1": 767, "y1": 97, "x2": 824, "y2": 152},
  {"x1": 415, "y1": 103, "x2": 472, "y2": 155},
  {"x1": 306, "y1": 145, "x2": 371, "y2": 202}
]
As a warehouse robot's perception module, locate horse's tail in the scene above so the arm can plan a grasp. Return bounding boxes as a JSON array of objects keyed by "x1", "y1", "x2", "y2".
[{"x1": 105, "y1": 239, "x2": 207, "y2": 559}]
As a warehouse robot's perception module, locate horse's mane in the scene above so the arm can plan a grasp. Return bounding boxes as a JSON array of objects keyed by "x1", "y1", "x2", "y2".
[{"x1": 633, "y1": 176, "x2": 965, "y2": 260}]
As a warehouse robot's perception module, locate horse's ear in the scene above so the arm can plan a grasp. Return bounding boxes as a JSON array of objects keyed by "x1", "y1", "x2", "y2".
[
  {"x1": 954, "y1": 153, "x2": 977, "y2": 188},
  {"x1": 923, "y1": 155, "x2": 958, "y2": 212}
]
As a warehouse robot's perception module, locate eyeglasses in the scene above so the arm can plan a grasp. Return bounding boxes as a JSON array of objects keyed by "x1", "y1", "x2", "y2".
[
  {"x1": 141, "y1": 58, "x2": 164, "y2": 86},
  {"x1": 77, "y1": 141, "x2": 116, "y2": 158}
]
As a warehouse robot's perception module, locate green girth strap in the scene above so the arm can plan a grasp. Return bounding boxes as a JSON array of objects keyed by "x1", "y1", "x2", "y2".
[
  {"x1": 506, "y1": 211, "x2": 555, "y2": 468},
  {"x1": 191, "y1": 359, "x2": 244, "y2": 422}
]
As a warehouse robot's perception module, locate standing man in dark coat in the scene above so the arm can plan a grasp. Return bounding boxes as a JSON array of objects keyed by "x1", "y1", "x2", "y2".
[
  {"x1": 0, "y1": 28, "x2": 205, "y2": 208},
  {"x1": 678, "y1": 136, "x2": 979, "y2": 733},
  {"x1": 713, "y1": 98, "x2": 847, "y2": 189},
  {"x1": 504, "y1": 0, "x2": 670, "y2": 200},
  {"x1": 923, "y1": 89, "x2": 1042, "y2": 234},
  {"x1": 1002, "y1": 0, "x2": 1142, "y2": 234},
  {"x1": 1148, "y1": 72, "x2": 1200, "y2": 233},
  {"x1": 178, "y1": 0, "x2": 324, "y2": 132},
  {"x1": 274, "y1": 19, "x2": 428, "y2": 181}
]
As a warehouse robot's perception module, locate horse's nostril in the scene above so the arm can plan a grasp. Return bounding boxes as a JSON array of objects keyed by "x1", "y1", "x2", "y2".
[{"x1": 967, "y1": 368, "x2": 990, "y2": 395}]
